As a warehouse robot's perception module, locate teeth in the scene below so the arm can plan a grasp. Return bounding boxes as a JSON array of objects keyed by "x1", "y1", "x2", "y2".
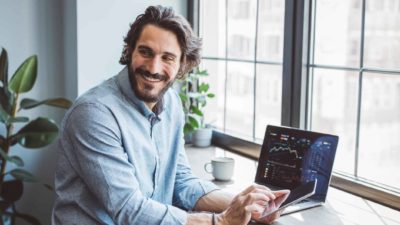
[{"x1": 142, "y1": 75, "x2": 161, "y2": 82}]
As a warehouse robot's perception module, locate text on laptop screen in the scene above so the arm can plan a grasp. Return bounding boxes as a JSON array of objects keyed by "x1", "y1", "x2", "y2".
[{"x1": 255, "y1": 125, "x2": 339, "y2": 201}]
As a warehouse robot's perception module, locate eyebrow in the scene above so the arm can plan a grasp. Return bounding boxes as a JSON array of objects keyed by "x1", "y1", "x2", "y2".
[{"x1": 137, "y1": 45, "x2": 178, "y2": 59}]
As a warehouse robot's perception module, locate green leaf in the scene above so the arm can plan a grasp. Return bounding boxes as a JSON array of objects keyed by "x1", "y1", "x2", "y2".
[
  {"x1": 197, "y1": 69, "x2": 208, "y2": 76},
  {"x1": 14, "y1": 117, "x2": 59, "y2": 148},
  {"x1": 0, "y1": 135, "x2": 4, "y2": 146},
  {"x1": 207, "y1": 93, "x2": 215, "y2": 98},
  {"x1": 183, "y1": 123, "x2": 194, "y2": 135},
  {"x1": 199, "y1": 83, "x2": 209, "y2": 93},
  {"x1": 181, "y1": 85, "x2": 187, "y2": 92},
  {"x1": 0, "y1": 148, "x2": 9, "y2": 160},
  {"x1": 0, "y1": 104, "x2": 10, "y2": 123},
  {"x1": 0, "y1": 48, "x2": 8, "y2": 86},
  {"x1": 1, "y1": 180, "x2": 23, "y2": 203},
  {"x1": 8, "y1": 55, "x2": 37, "y2": 93},
  {"x1": 0, "y1": 86, "x2": 14, "y2": 114},
  {"x1": 15, "y1": 213, "x2": 41, "y2": 225},
  {"x1": 9, "y1": 156, "x2": 24, "y2": 167},
  {"x1": 20, "y1": 97, "x2": 72, "y2": 110},
  {"x1": 179, "y1": 93, "x2": 188, "y2": 103},
  {"x1": 9, "y1": 169, "x2": 38, "y2": 182},
  {"x1": 0, "y1": 149, "x2": 25, "y2": 166},
  {"x1": 7, "y1": 116, "x2": 29, "y2": 124},
  {"x1": 188, "y1": 115, "x2": 199, "y2": 129},
  {"x1": 191, "y1": 106, "x2": 203, "y2": 117}
]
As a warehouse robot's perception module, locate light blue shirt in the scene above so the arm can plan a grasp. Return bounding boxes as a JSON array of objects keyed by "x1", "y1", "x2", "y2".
[{"x1": 52, "y1": 67, "x2": 219, "y2": 225}]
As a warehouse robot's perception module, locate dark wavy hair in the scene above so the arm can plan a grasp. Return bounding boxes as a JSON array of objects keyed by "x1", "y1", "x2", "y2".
[{"x1": 119, "y1": 5, "x2": 202, "y2": 79}]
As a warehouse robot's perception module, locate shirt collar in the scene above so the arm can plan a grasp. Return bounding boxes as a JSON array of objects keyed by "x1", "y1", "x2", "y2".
[{"x1": 116, "y1": 66, "x2": 164, "y2": 119}]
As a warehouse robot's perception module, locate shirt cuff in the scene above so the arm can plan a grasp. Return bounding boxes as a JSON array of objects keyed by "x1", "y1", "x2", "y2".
[
  {"x1": 186, "y1": 180, "x2": 220, "y2": 210},
  {"x1": 160, "y1": 205, "x2": 188, "y2": 225}
]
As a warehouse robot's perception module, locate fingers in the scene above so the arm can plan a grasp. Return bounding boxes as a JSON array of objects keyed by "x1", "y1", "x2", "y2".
[
  {"x1": 245, "y1": 203, "x2": 264, "y2": 213},
  {"x1": 221, "y1": 186, "x2": 285, "y2": 225},
  {"x1": 272, "y1": 189, "x2": 290, "y2": 197},
  {"x1": 240, "y1": 184, "x2": 271, "y2": 195},
  {"x1": 240, "y1": 184, "x2": 276, "y2": 203}
]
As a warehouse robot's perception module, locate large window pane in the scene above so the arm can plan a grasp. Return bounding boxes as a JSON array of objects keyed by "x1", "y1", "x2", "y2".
[
  {"x1": 200, "y1": 0, "x2": 226, "y2": 58},
  {"x1": 314, "y1": 0, "x2": 362, "y2": 67},
  {"x1": 225, "y1": 61, "x2": 254, "y2": 137},
  {"x1": 310, "y1": 68, "x2": 359, "y2": 175},
  {"x1": 227, "y1": 0, "x2": 257, "y2": 60},
  {"x1": 255, "y1": 64, "x2": 282, "y2": 140},
  {"x1": 358, "y1": 73, "x2": 400, "y2": 190},
  {"x1": 200, "y1": 59, "x2": 226, "y2": 130},
  {"x1": 364, "y1": 0, "x2": 400, "y2": 70},
  {"x1": 257, "y1": 0, "x2": 285, "y2": 62}
]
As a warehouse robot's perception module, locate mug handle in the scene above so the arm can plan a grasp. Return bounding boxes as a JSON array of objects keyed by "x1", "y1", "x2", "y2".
[{"x1": 204, "y1": 162, "x2": 213, "y2": 173}]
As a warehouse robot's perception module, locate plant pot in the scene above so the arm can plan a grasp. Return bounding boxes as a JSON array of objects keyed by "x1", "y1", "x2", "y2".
[{"x1": 192, "y1": 128, "x2": 213, "y2": 147}]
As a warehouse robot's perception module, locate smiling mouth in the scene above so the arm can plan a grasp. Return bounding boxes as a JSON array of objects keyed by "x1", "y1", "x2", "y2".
[
  {"x1": 141, "y1": 73, "x2": 163, "y2": 82},
  {"x1": 135, "y1": 68, "x2": 167, "y2": 83}
]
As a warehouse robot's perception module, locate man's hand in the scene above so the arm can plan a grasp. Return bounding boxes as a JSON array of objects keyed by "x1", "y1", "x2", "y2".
[
  {"x1": 215, "y1": 184, "x2": 280, "y2": 225},
  {"x1": 252, "y1": 190, "x2": 290, "y2": 224}
]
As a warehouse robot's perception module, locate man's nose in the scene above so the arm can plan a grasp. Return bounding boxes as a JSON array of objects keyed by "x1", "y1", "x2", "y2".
[{"x1": 147, "y1": 57, "x2": 162, "y2": 74}]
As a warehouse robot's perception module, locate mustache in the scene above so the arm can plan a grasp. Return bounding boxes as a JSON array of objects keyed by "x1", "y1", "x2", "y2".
[{"x1": 135, "y1": 68, "x2": 168, "y2": 81}]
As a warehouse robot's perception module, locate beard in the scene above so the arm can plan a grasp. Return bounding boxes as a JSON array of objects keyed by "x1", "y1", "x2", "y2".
[{"x1": 128, "y1": 65, "x2": 175, "y2": 103}]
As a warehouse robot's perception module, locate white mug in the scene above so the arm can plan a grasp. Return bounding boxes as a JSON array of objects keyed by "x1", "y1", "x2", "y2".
[{"x1": 204, "y1": 157, "x2": 235, "y2": 181}]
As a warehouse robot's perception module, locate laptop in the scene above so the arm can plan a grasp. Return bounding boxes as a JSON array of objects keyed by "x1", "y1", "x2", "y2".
[{"x1": 254, "y1": 125, "x2": 339, "y2": 215}]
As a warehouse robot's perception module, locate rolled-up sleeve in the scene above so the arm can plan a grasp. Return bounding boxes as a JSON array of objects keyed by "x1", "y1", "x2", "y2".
[
  {"x1": 62, "y1": 103, "x2": 187, "y2": 225},
  {"x1": 172, "y1": 137, "x2": 220, "y2": 210}
]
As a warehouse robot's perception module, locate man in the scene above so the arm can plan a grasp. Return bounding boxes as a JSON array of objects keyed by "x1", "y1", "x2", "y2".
[{"x1": 52, "y1": 5, "x2": 288, "y2": 225}]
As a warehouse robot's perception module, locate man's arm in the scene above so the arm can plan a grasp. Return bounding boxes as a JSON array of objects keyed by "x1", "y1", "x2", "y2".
[
  {"x1": 61, "y1": 103, "x2": 187, "y2": 225},
  {"x1": 193, "y1": 189, "x2": 234, "y2": 213},
  {"x1": 186, "y1": 184, "x2": 280, "y2": 225}
]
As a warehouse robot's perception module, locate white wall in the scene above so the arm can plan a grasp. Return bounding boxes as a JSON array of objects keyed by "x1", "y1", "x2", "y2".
[{"x1": 0, "y1": 1, "x2": 187, "y2": 224}]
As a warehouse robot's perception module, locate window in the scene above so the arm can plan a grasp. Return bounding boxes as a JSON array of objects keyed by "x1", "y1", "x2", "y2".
[
  {"x1": 309, "y1": 0, "x2": 400, "y2": 193},
  {"x1": 199, "y1": 0, "x2": 285, "y2": 139},
  {"x1": 198, "y1": 0, "x2": 400, "y2": 206}
]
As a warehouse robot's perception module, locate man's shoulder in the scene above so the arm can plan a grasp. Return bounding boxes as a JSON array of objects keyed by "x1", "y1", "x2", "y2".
[
  {"x1": 64, "y1": 76, "x2": 123, "y2": 120},
  {"x1": 76, "y1": 77, "x2": 122, "y2": 105}
]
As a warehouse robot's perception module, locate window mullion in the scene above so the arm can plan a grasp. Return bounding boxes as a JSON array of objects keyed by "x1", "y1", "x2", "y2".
[
  {"x1": 354, "y1": 0, "x2": 367, "y2": 178},
  {"x1": 281, "y1": 0, "x2": 311, "y2": 129},
  {"x1": 252, "y1": 0, "x2": 260, "y2": 140}
]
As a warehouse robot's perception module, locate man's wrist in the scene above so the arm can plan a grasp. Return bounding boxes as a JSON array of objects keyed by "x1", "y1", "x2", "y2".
[{"x1": 215, "y1": 213, "x2": 225, "y2": 225}]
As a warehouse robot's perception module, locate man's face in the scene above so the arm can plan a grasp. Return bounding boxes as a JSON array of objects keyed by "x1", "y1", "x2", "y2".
[{"x1": 129, "y1": 24, "x2": 182, "y2": 105}]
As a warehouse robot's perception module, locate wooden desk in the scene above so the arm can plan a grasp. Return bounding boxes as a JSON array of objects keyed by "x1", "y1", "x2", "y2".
[{"x1": 185, "y1": 146, "x2": 400, "y2": 225}]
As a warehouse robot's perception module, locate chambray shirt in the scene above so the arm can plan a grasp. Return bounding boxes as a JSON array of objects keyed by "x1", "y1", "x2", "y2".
[{"x1": 52, "y1": 67, "x2": 219, "y2": 225}]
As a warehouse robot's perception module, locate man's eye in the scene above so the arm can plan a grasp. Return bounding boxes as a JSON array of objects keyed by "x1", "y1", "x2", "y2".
[
  {"x1": 139, "y1": 49, "x2": 153, "y2": 57},
  {"x1": 163, "y1": 55, "x2": 175, "y2": 62}
]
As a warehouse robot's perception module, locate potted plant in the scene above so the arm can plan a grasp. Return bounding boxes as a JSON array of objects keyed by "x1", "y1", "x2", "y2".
[
  {"x1": 178, "y1": 68, "x2": 215, "y2": 147},
  {"x1": 0, "y1": 48, "x2": 71, "y2": 225}
]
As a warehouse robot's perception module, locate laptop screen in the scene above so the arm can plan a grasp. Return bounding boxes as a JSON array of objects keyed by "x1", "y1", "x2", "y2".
[{"x1": 255, "y1": 125, "x2": 339, "y2": 201}]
